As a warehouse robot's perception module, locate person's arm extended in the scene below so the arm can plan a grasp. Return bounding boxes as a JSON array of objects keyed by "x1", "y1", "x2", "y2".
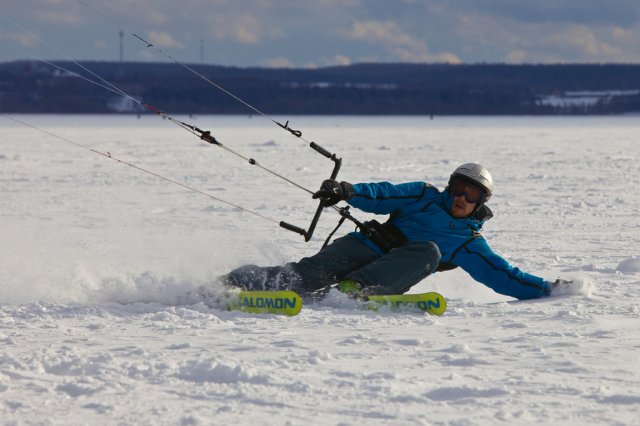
[
  {"x1": 456, "y1": 238, "x2": 552, "y2": 300},
  {"x1": 347, "y1": 181, "x2": 431, "y2": 214}
]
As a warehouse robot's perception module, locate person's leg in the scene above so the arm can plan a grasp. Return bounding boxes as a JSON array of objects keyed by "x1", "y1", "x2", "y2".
[
  {"x1": 292, "y1": 234, "x2": 380, "y2": 293},
  {"x1": 223, "y1": 264, "x2": 295, "y2": 291},
  {"x1": 225, "y1": 234, "x2": 380, "y2": 293},
  {"x1": 346, "y1": 241, "x2": 441, "y2": 294}
]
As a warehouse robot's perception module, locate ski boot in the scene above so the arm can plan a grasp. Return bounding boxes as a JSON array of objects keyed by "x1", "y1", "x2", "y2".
[{"x1": 337, "y1": 279, "x2": 369, "y2": 301}]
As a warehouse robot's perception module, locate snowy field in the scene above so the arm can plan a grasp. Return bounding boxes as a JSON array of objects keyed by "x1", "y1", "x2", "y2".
[{"x1": 1, "y1": 114, "x2": 639, "y2": 425}]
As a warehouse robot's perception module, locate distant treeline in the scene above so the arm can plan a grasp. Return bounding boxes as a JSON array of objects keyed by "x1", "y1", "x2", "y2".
[{"x1": 1, "y1": 61, "x2": 640, "y2": 114}]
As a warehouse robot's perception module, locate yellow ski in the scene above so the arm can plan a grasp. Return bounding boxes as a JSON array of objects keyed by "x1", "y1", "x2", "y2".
[
  {"x1": 227, "y1": 290, "x2": 302, "y2": 316},
  {"x1": 365, "y1": 292, "x2": 447, "y2": 316}
]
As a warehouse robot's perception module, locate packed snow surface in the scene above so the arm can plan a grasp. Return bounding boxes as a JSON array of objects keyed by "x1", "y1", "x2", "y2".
[{"x1": 1, "y1": 115, "x2": 639, "y2": 425}]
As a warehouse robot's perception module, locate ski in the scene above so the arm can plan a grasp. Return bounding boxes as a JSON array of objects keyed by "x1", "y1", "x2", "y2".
[
  {"x1": 364, "y1": 292, "x2": 447, "y2": 315},
  {"x1": 198, "y1": 285, "x2": 443, "y2": 316},
  {"x1": 226, "y1": 290, "x2": 302, "y2": 316}
]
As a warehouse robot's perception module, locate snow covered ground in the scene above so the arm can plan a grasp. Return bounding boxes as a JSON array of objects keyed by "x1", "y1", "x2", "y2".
[{"x1": 1, "y1": 114, "x2": 639, "y2": 425}]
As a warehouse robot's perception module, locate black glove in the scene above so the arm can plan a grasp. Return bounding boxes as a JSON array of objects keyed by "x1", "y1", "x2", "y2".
[
  {"x1": 312, "y1": 179, "x2": 354, "y2": 207},
  {"x1": 551, "y1": 279, "x2": 573, "y2": 289}
]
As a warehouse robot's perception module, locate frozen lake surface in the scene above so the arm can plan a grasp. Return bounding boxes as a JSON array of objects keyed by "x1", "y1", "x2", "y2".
[{"x1": 1, "y1": 114, "x2": 639, "y2": 425}]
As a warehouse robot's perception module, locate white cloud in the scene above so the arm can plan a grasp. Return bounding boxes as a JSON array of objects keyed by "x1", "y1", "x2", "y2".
[
  {"x1": 347, "y1": 20, "x2": 421, "y2": 50},
  {"x1": 547, "y1": 25, "x2": 623, "y2": 59},
  {"x1": 1, "y1": 30, "x2": 39, "y2": 48},
  {"x1": 148, "y1": 31, "x2": 184, "y2": 49},
  {"x1": 301, "y1": 55, "x2": 353, "y2": 68},
  {"x1": 612, "y1": 27, "x2": 634, "y2": 42},
  {"x1": 345, "y1": 20, "x2": 459, "y2": 63},
  {"x1": 2, "y1": 0, "x2": 640, "y2": 65},
  {"x1": 263, "y1": 56, "x2": 294, "y2": 68},
  {"x1": 446, "y1": 11, "x2": 638, "y2": 63},
  {"x1": 506, "y1": 50, "x2": 527, "y2": 63},
  {"x1": 391, "y1": 46, "x2": 460, "y2": 64},
  {"x1": 35, "y1": 10, "x2": 83, "y2": 26},
  {"x1": 435, "y1": 52, "x2": 462, "y2": 64},
  {"x1": 332, "y1": 55, "x2": 352, "y2": 66},
  {"x1": 206, "y1": 13, "x2": 283, "y2": 45}
]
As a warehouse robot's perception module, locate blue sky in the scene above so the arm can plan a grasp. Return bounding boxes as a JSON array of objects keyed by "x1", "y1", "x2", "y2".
[{"x1": 1, "y1": 0, "x2": 639, "y2": 67}]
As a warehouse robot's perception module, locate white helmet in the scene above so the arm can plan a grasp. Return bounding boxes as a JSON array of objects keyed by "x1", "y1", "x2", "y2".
[{"x1": 449, "y1": 163, "x2": 493, "y2": 203}]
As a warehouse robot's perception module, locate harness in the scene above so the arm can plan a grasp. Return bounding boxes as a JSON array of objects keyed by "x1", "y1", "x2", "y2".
[{"x1": 361, "y1": 219, "x2": 408, "y2": 254}]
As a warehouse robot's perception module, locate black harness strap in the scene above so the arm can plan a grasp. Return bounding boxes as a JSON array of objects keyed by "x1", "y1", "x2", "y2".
[
  {"x1": 322, "y1": 214, "x2": 349, "y2": 248},
  {"x1": 322, "y1": 208, "x2": 409, "y2": 253},
  {"x1": 361, "y1": 220, "x2": 408, "y2": 254}
]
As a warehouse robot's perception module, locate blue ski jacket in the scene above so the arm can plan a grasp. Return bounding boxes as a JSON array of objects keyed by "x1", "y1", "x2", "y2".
[{"x1": 346, "y1": 181, "x2": 551, "y2": 300}]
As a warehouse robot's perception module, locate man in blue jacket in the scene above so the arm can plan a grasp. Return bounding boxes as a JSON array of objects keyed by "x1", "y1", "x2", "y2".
[{"x1": 225, "y1": 163, "x2": 562, "y2": 300}]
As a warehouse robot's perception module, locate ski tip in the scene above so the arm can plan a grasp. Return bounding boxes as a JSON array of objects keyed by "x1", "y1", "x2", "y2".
[{"x1": 426, "y1": 292, "x2": 447, "y2": 316}]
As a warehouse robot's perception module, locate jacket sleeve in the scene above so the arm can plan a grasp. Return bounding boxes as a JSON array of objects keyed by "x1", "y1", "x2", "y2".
[
  {"x1": 454, "y1": 237, "x2": 551, "y2": 300},
  {"x1": 347, "y1": 181, "x2": 429, "y2": 215}
]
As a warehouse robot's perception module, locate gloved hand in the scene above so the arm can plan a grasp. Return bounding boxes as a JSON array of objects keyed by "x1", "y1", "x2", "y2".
[
  {"x1": 312, "y1": 179, "x2": 354, "y2": 207},
  {"x1": 551, "y1": 278, "x2": 573, "y2": 289},
  {"x1": 545, "y1": 278, "x2": 573, "y2": 295}
]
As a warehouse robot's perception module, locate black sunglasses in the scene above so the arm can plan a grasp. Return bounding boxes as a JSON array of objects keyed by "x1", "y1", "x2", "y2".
[{"x1": 449, "y1": 179, "x2": 484, "y2": 204}]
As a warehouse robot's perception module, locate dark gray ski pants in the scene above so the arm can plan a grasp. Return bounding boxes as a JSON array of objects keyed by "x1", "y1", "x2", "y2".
[{"x1": 226, "y1": 234, "x2": 441, "y2": 295}]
